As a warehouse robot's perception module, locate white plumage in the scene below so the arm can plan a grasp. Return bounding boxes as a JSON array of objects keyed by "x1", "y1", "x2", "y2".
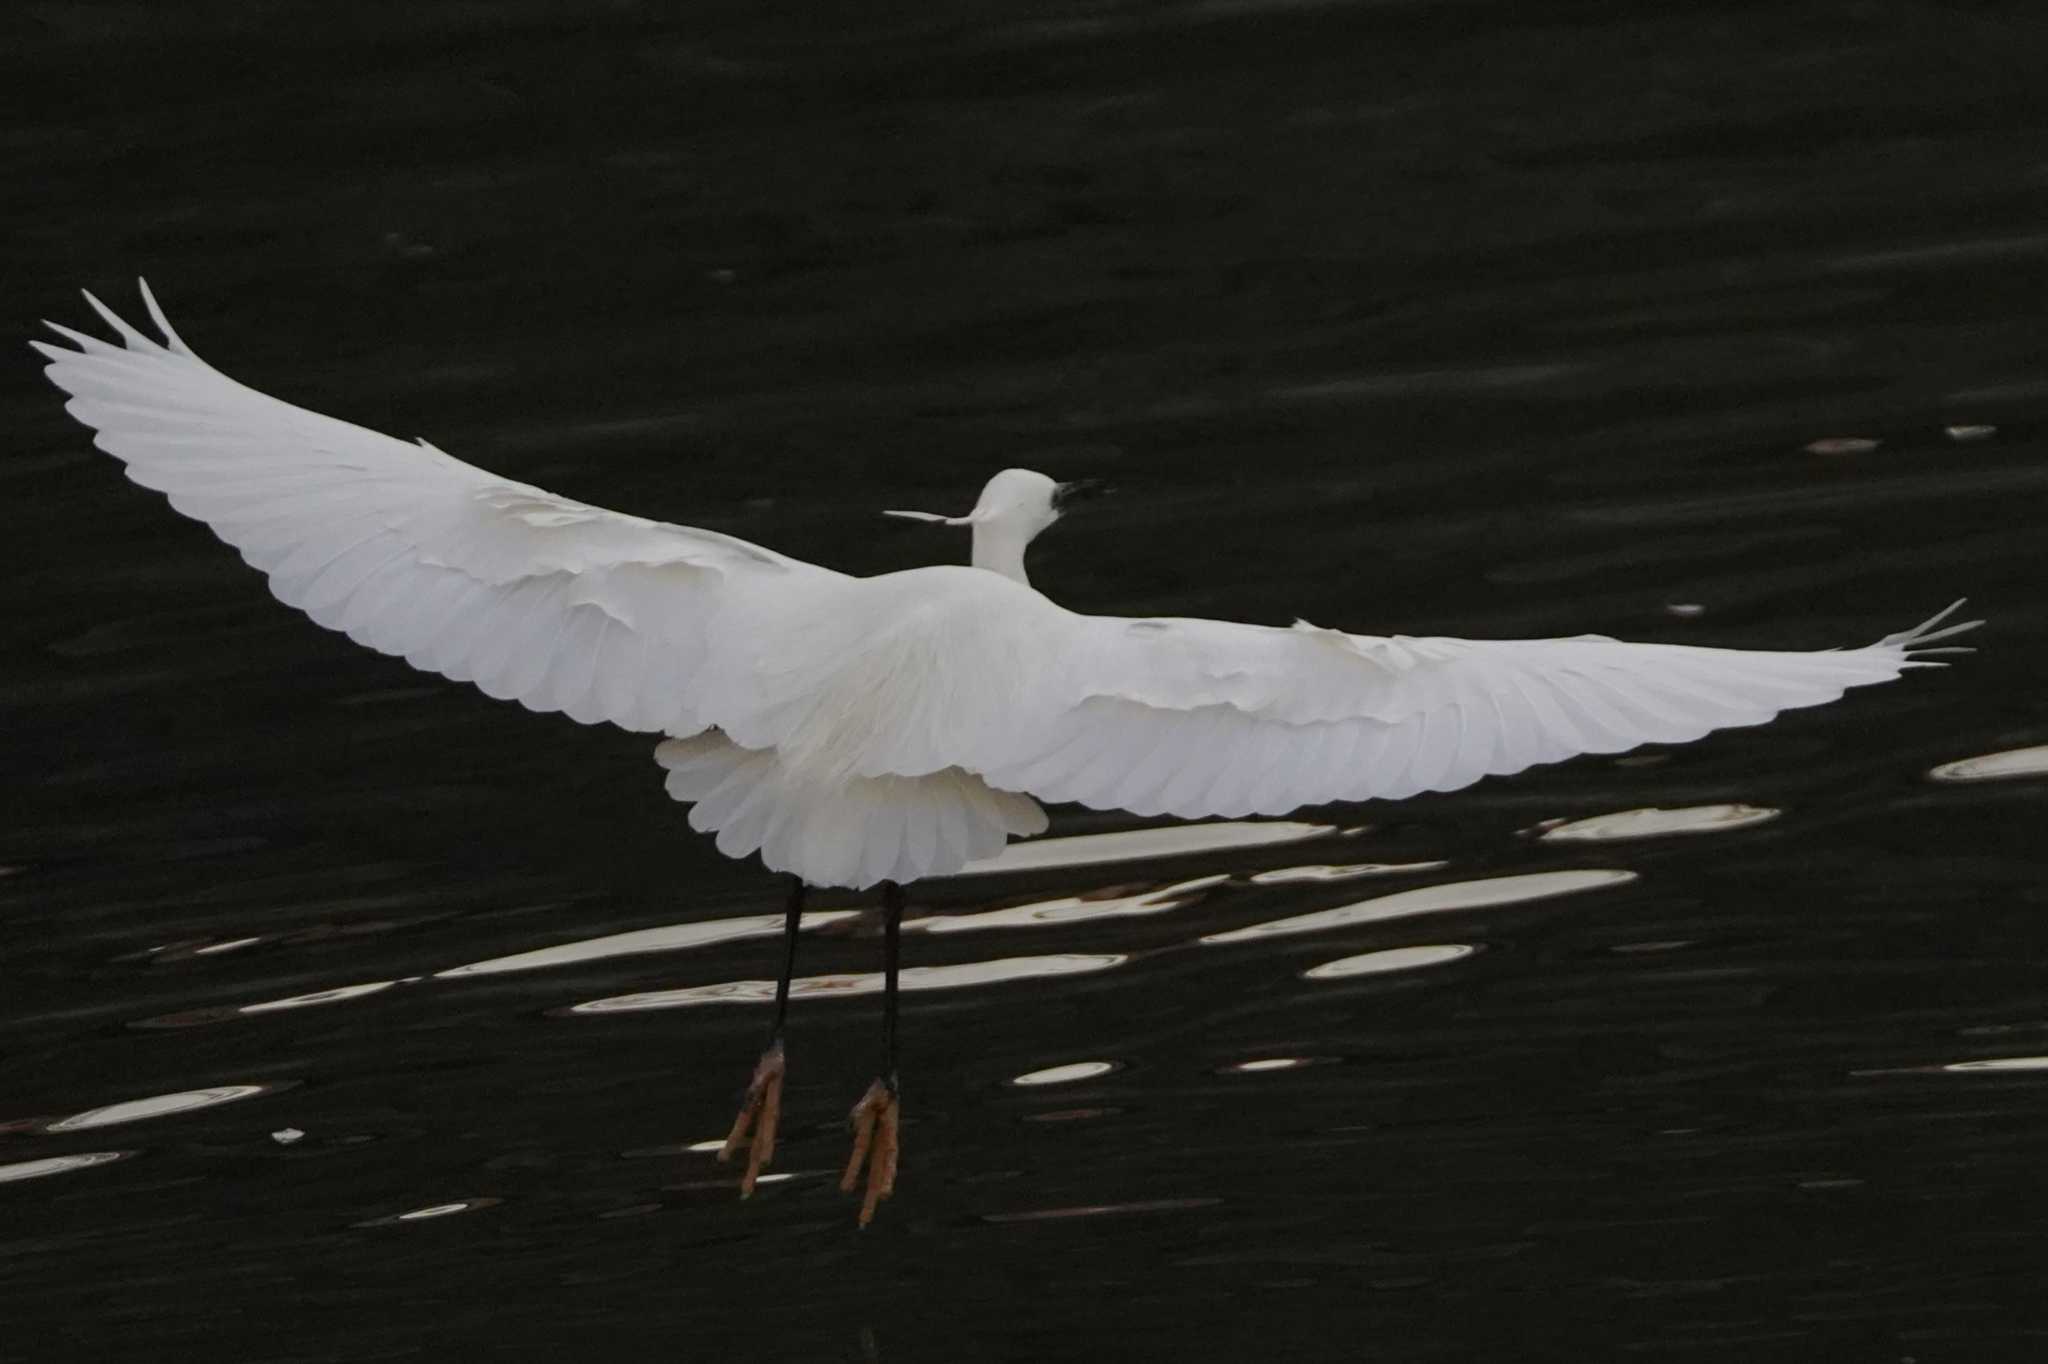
[{"x1": 36, "y1": 283, "x2": 1980, "y2": 889}]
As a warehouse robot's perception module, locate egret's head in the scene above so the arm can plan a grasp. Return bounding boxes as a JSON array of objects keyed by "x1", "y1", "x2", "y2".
[
  {"x1": 884, "y1": 468, "x2": 1105, "y2": 539},
  {"x1": 884, "y1": 468, "x2": 1106, "y2": 585}
]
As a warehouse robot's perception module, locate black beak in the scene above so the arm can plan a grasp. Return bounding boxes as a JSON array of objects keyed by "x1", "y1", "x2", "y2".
[{"x1": 1054, "y1": 478, "x2": 1110, "y2": 511}]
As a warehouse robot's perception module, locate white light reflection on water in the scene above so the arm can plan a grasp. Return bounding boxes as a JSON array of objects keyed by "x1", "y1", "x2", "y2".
[
  {"x1": 1942, "y1": 1056, "x2": 2048, "y2": 1073},
  {"x1": 1533, "y1": 804, "x2": 1780, "y2": 843},
  {"x1": 193, "y1": 936, "x2": 265, "y2": 956},
  {"x1": 358, "y1": 1197, "x2": 502, "y2": 1227},
  {"x1": 241, "y1": 982, "x2": 397, "y2": 1014},
  {"x1": 907, "y1": 876, "x2": 1224, "y2": 934},
  {"x1": 950, "y1": 820, "x2": 1339, "y2": 876},
  {"x1": 1927, "y1": 745, "x2": 2048, "y2": 783},
  {"x1": 1199, "y1": 869, "x2": 1636, "y2": 945},
  {"x1": 1304, "y1": 944, "x2": 1479, "y2": 978},
  {"x1": 1853, "y1": 1054, "x2": 2048, "y2": 1078},
  {"x1": 43, "y1": 1083, "x2": 276, "y2": 1132},
  {"x1": 139, "y1": 911, "x2": 880, "y2": 1028},
  {"x1": 436, "y1": 910, "x2": 863, "y2": 978},
  {"x1": 983, "y1": 1197, "x2": 1221, "y2": 1223},
  {"x1": 1010, "y1": 1061, "x2": 1120, "y2": 1086},
  {"x1": 0, "y1": 1151, "x2": 130, "y2": 1183},
  {"x1": 1248, "y1": 860, "x2": 1448, "y2": 885},
  {"x1": 566, "y1": 953, "x2": 1126, "y2": 1015}
]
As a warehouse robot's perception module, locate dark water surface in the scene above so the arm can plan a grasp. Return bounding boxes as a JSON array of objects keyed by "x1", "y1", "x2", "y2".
[{"x1": 7, "y1": 3, "x2": 2048, "y2": 1360}]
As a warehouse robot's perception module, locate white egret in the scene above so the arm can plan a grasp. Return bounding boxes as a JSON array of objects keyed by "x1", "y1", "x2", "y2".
[{"x1": 35, "y1": 283, "x2": 1980, "y2": 1225}]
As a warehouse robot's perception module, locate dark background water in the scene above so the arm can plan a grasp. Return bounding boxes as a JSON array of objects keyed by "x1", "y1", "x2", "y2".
[{"x1": 6, "y1": 2, "x2": 2048, "y2": 1360}]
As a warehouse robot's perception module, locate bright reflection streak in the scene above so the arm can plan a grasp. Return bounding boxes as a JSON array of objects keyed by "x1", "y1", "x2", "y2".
[
  {"x1": 437, "y1": 910, "x2": 862, "y2": 978},
  {"x1": 193, "y1": 936, "x2": 264, "y2": 956},
  {"x1": 359, "y1": 1197, "x2": 502, "y2": 1227},
  {"x1": 1534, "y1": 804, "x2": 1779, "y2": 842},
  {"x1": 908, "y1": 876, "x2": 1224, "y2": 934},
  {"x1": 0, "y1": 1152, "x2": 129, "y2": 1183},
  {"x1": 1010, "y1": 1061, "x2": 1119, "y2": 1086},
  {"x1": 1928, "y1": 745, "x2": 2048, "y2": 783},
  {"x1": 1304, "y1": 944, "x2": 1478, "y2": 978},
  {"x1": 984, "y1": 1198, "x2": 1220, "y2": 1223},
  {"x1": 241, "y1": 982, "x2": 396, "y2": 1014},
  {"x1": 951, "y1": 820, "x2": 1338, "y2": 875},
  {"x1": 1200, "y1": 869, "x2": 1636, "y2": 945},
  {"x1": 1249, "y1": 860, "x2": 1448, "y2": 885},
  {"x1": 44, "y1": 1084, "x2": 273, "y2": 1132},
  {"x1": 567, "y1": 953, "x2": 1126, "y2": 1015},
  {"x1": 1943, "y1": 1056, "x2": 2048, "y2": 1073}
]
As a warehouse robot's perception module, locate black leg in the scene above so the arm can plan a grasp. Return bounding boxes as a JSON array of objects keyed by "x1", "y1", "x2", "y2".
[
  {"x1": 772, "y1": 874, "x2": 806, "y2": 1036},
  {"x1": 719, "y1": 874, "x2": 806, "y2": 1195},
  {"x1": 881, "y1": 879, "x2": 903, "y2": 1087},
  {"x1": 844, "y1": 880, "x2": 906, "y2": 1226}
]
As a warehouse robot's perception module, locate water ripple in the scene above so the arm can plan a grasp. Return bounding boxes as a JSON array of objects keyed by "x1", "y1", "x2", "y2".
[
  {"x1": 355, "y1": 1197, "x2": 502, "y2": 1227},
  {"x1": 565, "y1": 953, "x2": 1127, "y2": 1015},
  {"x1": 40, "y1": 1083, "x2": 284, "y2": 1132},
  {"x1": 437, "y1": 910, "x2": 863, "y2": 978},
  {"x1": 0, "y1": 1151, "x2": 131, "y2": 1184},
  {"x1": 1927, "y1": 745, "x2": 2048, "y2": 783},
  {"x1": 1200, "y1": 870, "x2": 1636, "y2": 945},
  {"x1": 907, "y1": 876, "x2": 1224, "y2": 933},
  {"x1": 1248, "y1": 860, "x2": 1448, "y2": 885},
  {"x1": 1010, "y1": 1060, "x2": 1121, "y2": 1086},
  {"x1": 1533, "y1": 804, "x2": 1780, "y2": 843},
  {"x1": 1304, "y1": 944, "x2": 1480, "y2": 978},
  {"x1": 983, "y1": 1197, "x2": 1221, "y2": 1223},
  {"x1": 1222, "y1": 1056, "x2": 1331, "y2": 1073},
  {"x1": 952, "y1": 820, "x2": 1341, "y2": 875},
  {"x1": 241, "y1": 981, "x2": 398, "y2": 1014}
]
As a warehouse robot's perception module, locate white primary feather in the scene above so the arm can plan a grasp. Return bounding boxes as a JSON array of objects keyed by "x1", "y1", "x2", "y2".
[{"x1": 36, "y1": 284, "x2": 1980, "y2": 888}]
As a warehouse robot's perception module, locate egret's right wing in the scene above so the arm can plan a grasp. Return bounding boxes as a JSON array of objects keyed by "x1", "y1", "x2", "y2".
[
  {"x1": 974, "y1": 605, "x2": 1978, "y2": 818},
  {"x1": 36, "y1": 282, "x2": 846, "y2": 736}
]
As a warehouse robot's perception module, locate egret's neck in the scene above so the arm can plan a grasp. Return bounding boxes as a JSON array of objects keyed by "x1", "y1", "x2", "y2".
[{"x1": 970, "y1": 522, "x2": 1033, "y2": 586}]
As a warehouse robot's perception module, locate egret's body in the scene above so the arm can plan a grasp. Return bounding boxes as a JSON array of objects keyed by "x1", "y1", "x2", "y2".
[{"x1": 36, "y1": 284, "x2": 1980, "y2": 1225}]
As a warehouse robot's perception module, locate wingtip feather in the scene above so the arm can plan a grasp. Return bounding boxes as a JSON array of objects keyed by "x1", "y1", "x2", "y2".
[
  {"x1": 1878, "y1": 599, "x2": 1985, "y2": 653},
  {"x1": 136, "y1": 277, "x2": 191, "y2": 354},
  {"x1": 80, "y1": 288, "x2": 151, "y2": 350}
]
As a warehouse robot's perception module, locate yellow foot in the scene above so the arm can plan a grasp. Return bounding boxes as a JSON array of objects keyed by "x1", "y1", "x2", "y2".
[
  {"x1": 840, "y1": 1077, "x2": 900, "y2": 1228},
  {"x1": 718, "y1": 1040, "x2": 786, "y2": 1197}
]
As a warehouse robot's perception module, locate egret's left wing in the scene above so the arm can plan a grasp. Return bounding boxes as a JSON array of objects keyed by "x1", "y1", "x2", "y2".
[{"x1": 970, "y1": 604, "x2": 1978, "y2": 818}]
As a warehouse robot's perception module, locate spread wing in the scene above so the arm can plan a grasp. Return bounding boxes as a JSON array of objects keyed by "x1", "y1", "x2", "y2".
[
  {"x1": 963, "y1": 604, "x2": 1980, "y2": 818},
  {"x1": 34, "y1": 282, "x2": 846, "y2": 737},
  {"x1": 37, "y1": 282, "x2": 1980, "y2": 835}
]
